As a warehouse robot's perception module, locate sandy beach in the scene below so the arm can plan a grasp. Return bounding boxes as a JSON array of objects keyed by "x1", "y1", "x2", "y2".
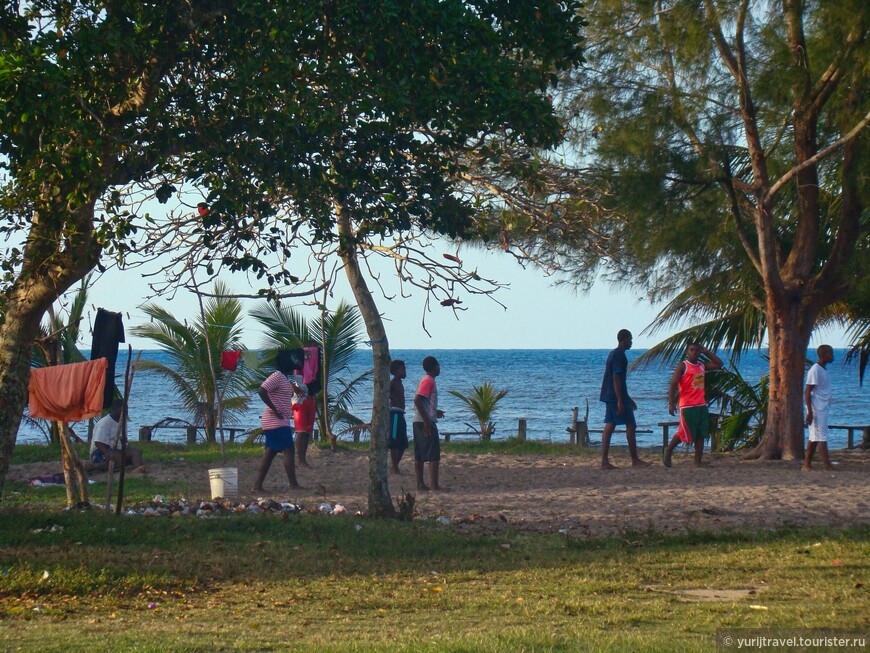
[{"x1": 8, "y1": 447, "x2": 869, "y2": 538}]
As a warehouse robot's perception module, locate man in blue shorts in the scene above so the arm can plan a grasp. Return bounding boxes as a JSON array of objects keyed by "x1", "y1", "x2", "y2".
[{"x1": 598, "y1": 329, "x2": 650, "y2": 469}]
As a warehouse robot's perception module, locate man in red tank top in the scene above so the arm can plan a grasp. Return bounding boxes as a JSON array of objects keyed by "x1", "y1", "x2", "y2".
[{"x1": 663, "y1": 343, "x2": 723, "y2": 468}]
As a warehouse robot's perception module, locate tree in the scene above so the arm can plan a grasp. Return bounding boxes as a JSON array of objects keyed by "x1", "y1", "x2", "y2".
[
  {"x1": 130, "y1": 282, "x2": 251, "y2": 442},
  {"x1": 136, "y1": 1, "x2": 585, "y2": 515},
  {"x1": 448, "y1": 382, "x2": 509, "y2": 442},
  {"x1": 249, "y1": 299, "x2": 372, "y2": 441},
  {"x1": 544, "y1": 1, "x2": 869, "y2": 459},
  {"x1": 0, "y1": 1, "x2": 239, "y2": 489},
  {"x1": 0, "y1": 1, "x2": 584, "y2": 509}
]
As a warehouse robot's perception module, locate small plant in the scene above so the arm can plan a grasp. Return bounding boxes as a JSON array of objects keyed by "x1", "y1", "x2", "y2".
[{"x1": 448, "y1": 382, "x2": 508, "y2": 442}]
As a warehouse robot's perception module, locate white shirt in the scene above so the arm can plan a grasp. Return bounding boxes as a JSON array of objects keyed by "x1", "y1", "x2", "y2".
[
  {"x1": 806, "y1": 363, "x2": 831, "y2": 413},
  {"x1": 90, "y1": 414, "x2": 120, "y2": 454}
]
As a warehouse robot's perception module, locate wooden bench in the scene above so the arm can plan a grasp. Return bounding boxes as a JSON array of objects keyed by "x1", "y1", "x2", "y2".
[
  {"x1": 657, "y1": 421, "x2": 869, "y2": 450},
  {"x1": 829, "y1": 424, "x2": 870, "y2": 449},
  {"x1": 138, "y1": 423, "x2": 250, "y2": 444}
]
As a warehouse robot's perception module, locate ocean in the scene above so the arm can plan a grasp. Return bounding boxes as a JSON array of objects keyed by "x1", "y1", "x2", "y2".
[{"x1": 17, "y1": 348, "x2": 869, "y2": 449}]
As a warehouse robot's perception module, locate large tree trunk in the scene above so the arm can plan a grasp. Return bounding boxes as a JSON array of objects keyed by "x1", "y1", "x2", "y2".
[
  {"x1": 336, "y1": 203, "x2": 395, "y2": 518},
  {"x1": 751, "y1": 295, "x2": 816, "y2": 460},
  {"x1": 0, "y1": 205, "x2": 101, "y2": 492}
]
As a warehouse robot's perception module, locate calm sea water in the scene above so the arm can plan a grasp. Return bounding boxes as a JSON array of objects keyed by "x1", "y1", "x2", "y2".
[{"x1": 18, "y1": 349, "x2": 869, "y2": 449}]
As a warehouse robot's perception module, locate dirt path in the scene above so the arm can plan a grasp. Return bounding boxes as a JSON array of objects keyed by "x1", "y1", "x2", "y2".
[{"x1": 9, "y1": 448, "x2": 869, "y2": 537}]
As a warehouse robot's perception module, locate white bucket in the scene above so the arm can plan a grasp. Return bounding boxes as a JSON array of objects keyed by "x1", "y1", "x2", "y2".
[{"x1": 208, "y1": 467, "x2": 239, "y2": 499}]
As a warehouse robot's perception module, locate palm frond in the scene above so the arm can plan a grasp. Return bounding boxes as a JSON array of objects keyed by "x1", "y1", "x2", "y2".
[
  {"x1": 250, "y1": 301, "x2": 309, "y2": 352},
  {"x1": 448, "y1": 382, "x2": 508, "y2": 440},
  {"x1": 130, "y1": 285, "x2": 251, "y2": 438}
]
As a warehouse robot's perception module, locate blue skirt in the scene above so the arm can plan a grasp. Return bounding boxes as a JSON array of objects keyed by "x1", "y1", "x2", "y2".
[{"x1": 264, "y1": 426, "x2": 295, "y2": 451}]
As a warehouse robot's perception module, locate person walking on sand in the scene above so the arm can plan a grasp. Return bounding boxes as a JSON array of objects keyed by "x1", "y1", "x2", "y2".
[
  {"x1": 291, "y1": 383, "x2": 316, "y2": 469},
  {"x1": 389, "y1": 359, "x2": 409, "y2": 474},
  {"x1": 803, "y1": 344, "x2": 837, "y2": 472},
  {"x1": 413, "y1": 356, "x2": 445, "y2": 491},
  {"x1": 663, "y1": 343, "x2": 723, "y2": 468},
  {"x1": 252, "y1": 353, "x2": 300, "y2": 493},
  {"x1": 599, "y1": 329, "x2": 650, "y2": 469}
]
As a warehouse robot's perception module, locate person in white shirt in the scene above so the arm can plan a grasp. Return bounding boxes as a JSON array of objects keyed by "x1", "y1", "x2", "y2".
[
  {"x1": 803, "y1": 344, "x2": 836, "y2": 472},
  {"x1": 90, "y1": 399, "x2": 144, "y2": 471}
]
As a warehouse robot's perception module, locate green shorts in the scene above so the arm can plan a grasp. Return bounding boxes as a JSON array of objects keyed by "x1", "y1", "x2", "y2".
[{"x1": 679, "y1": 405, "x2": 709, "y2": 443}]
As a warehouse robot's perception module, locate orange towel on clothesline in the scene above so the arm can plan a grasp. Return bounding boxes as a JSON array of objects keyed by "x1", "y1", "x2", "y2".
[{"x1": 29, "y1": 358, "x2": 108, "y2": 422}]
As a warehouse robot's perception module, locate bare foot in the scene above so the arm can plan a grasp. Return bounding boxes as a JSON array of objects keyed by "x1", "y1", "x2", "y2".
[
  {"x1": 631, "y1": 459, "x2": 651, "y2": 468},
  {"x1": 391, "y1": 468, "x2": 402, "y2": 474},
  {"x1": 299, "y1": 461, "x2": 312, "y2": 469},
  {"x1": 601, "y1": 462, "x2": 618, "y2": 470},
  {"x1": 662, "y1": 450, "x2": 672, "y2": 468},
  {"x1": 801, "y1": 465, "x2": 812, "y2": 472},
  {"x1": 417, "y1": 484, "x2": 430, "y2": 491},
  {"x1": 129, "y1": 466, "x2": 147, "y2": 474},
  {"x1": 251, "y1": 487, "x2": 266, "y2": 494}
]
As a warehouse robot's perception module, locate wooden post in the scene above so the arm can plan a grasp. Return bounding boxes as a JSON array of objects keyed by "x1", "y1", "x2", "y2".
[
  {"x1": 570, "y1": 407, "x2": 578, "y2": 446},
  {"x1": 577, "y1": 418, "x2": 589, "y2": 448},
  {"x1": 186, "y1": 426, "x2": 197, "y2": 444},
  {"x1": 138, "y1": 426, "x2": 152, "y2": 442},
  {"x1": 661, "y1": 423, "x2": 670, "y2": 448},
  {"x1": 517, "y1": 418, "x2": 527, "y2": 442},
  {"x1": 861, "y1": 426, "x2": 870, "y2": 450}
]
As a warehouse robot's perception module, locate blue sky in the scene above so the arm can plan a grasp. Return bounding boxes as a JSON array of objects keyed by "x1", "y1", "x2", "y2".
[{"x1": 82, "y1": 241, "x2": 849, "y2": 351}]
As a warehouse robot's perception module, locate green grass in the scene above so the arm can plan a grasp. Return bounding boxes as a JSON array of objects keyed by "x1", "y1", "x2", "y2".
[
  {"x1": 10, "y1": 441, "x2": 267, "y2": 465},
  {"x1": 5, "y1": 441, "x2": 868, "y2": 651},
  {"x1": 0, "y1": 502, "x2": 866, "y2": 651}
]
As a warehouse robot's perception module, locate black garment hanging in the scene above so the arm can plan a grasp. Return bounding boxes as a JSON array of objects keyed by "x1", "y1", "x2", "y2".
[
  {"x1": 91, "y1": 308, "x2": 125, "y2": 409},
  {"x1": 277, "y1": 348, "x2": 305, "y2": 371},
  {"x1": 305, "y1": 347, "x2": 323, "y2": 397}
]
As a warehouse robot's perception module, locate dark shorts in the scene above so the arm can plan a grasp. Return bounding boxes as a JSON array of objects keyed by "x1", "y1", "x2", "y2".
[
  {"x1": 389, "y1": 410, "x2": 408, "y2": 450},
  {"x1": 264, "y1": 426, "x2": 295, "y2": 452},
  {"x1": 90, "y1": 449, "x2": 107, "y2": 464},
  {"x1": 679, "y1": 405, "x2": 709, "y2": 443},
  {"x1": 412, "y1": 422, "x2": 441, "y2": 462},
  {"x1": 603, "y1": 402, "x2": 636, "y2": 426}
]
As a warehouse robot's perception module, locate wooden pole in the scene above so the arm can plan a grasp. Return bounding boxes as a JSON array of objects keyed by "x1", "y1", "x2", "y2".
[
  {"x1": 104, "y1": 348, "x2": 139, "y2": 514},
  {"x1": 517, "y1": 418, "x2": 527, "y2": 442},
  {"x1": 35, "y1": 331, "x2": 89, "y2": 505},
  {"x1": 570, "y1": 407, "x2": 578, "y2": 446}
]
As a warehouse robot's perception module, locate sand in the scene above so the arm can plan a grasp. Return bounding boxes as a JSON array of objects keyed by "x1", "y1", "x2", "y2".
[{"x1": 8, "y1": 447, "x2": 869, "y2": 537}]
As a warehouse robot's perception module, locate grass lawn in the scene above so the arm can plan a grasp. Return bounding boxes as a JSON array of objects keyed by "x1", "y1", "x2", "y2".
[{"x1": 1, "y1": 443, "x2": 867, "y2": 651}]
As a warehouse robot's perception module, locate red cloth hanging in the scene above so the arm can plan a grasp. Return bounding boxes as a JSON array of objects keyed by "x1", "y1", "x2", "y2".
[
  {"x1": 221, "y1": 351, "x2": 243, "y2": 371},
  {"x1": 29, "y1": 359, "x2": 108, "y2": 422},
  {"x1": 302, "y1": 346, "x2": 319, "y2": 384}
]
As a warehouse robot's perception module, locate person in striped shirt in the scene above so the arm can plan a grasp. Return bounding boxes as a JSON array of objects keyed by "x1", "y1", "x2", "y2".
[{"x1": 251, "y1": 354, "x2": 302, "y2": 493}]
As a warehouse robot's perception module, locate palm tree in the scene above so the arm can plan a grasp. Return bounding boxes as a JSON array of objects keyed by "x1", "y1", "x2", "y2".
[
  {"x1": 130, "y1": 282, "x2": 252, "y2": 442},
  {"x1": 633, "y1": 239, "x2": 869, "y2": 451},
  {"x1": 705, "y1": 365, "x2": 770, "y2": 452},
  {"x1": 448, "y1": 382, "x2": 508, "y2": 442},
  {"x1": 32, "y1": 273, "x2": 91, "y2": 368},
  {"x1": 249, "y1": 299, "x2": 371, "y2": 441}
]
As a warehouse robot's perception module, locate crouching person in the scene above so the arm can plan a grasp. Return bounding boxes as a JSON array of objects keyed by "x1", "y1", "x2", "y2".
[{"x1": 90, "y1": 399, "x2": 144, "y2": 471}]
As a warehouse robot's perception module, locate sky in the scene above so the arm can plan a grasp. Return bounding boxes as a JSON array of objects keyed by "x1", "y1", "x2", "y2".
[{"x1": 78, "y1": 239, "x2": 850, "y2": 352}]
